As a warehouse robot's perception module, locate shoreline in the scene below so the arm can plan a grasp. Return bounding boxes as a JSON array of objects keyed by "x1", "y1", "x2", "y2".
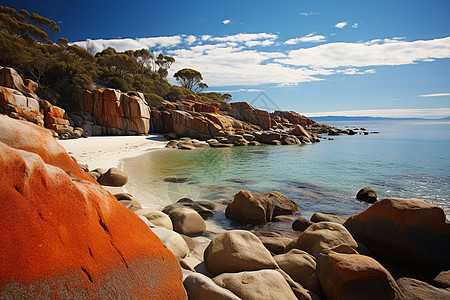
[{"x1": 57, "y1": 135, "x2": 168, "y2": 170}]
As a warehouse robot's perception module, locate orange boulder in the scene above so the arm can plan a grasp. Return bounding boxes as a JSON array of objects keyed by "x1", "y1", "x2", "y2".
[{"x1": 0, "y1": 115, "x2": 187, "y2": 299}]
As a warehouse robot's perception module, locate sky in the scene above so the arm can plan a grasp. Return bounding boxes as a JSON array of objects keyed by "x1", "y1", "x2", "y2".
[{"x1": 4, "y1": 0, "x2": 450, "y2": 118}]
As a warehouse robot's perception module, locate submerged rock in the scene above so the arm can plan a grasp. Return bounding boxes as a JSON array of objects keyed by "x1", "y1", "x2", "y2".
[{"x1": 356, "y1": 186, "x2": 378, "y2": 203}]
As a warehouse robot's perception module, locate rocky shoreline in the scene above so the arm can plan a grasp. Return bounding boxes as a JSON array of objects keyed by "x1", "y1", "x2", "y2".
[
  {"x1": 74, "y1": 152, "x2": 450, "y2": 299},
  {"x1": 1, "y1": 66, "x2": 449, "y2": 299}
]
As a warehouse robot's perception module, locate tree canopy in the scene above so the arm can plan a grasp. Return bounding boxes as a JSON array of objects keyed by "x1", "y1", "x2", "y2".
[
  {"x1": 173, "y1": 68, "x2": 206, "y2": 91},
  {"x1": 0, "y1": 5, "x2": 231, "y2": 111}
]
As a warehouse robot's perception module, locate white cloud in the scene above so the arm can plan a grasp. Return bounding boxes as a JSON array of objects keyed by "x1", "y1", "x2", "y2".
[
  {"x1": 185, "y1": 35, "x2": 197, "y2": 45},
  {"x1": 277, "y1": 36, "x2": 450, "y2": 68},
  {"x1": 246, "y1": 40, "x2": 275, "y2": 47},
  {"x1": 71, "y1": 33, "x2": 450, "y2": 88},
  {"x1": 285, "y1": 33, "x2": 326, "y2": 44},
  {"x1": 71, "y1": 36, "x2": 183, "y2": 53},
  {"x1": 305, "y1": 108, "x2": 450, "y2": 119},
  {"x1": 209, "y1": 33, "x2": 278, "y2": 43},
  {"x1": 300, "y1": 12, "x2": 320, "y2": 16},
  {"x1": 335, "y1": 21, "x2": 348, "y2": 29},
  {"x1": 352, "y1": 23, "x2": 358, "y2": 28},
  {"x1": 418, "y1": 93, "x2": 450, "y2": 97},
  {"x1": 223, "y1": 19, "x2": 231, "y2": 25}
]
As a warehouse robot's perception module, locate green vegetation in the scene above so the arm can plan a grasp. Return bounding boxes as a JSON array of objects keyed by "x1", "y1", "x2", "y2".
[{"x1": 0, "y1": 6, "x2": 231, "y2": 110}]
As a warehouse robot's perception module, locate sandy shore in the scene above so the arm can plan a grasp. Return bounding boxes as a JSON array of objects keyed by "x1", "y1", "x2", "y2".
[{"x1": 57, "y1": 135, "x2": 167, "y2": 170}]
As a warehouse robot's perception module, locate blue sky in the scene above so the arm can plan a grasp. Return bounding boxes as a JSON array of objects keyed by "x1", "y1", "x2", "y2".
[{"x1": 5, "y1": 0, "x2": 450, "y2": 118}]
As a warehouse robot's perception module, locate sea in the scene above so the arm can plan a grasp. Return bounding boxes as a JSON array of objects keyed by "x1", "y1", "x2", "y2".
[{"x1": 123, "y1": 119, "x2": 450, "y2": 230}]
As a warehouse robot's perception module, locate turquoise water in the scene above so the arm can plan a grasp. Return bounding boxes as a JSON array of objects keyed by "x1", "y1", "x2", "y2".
[{"x1": 123, "y1": 120, "x2": 450, "y2": 222}]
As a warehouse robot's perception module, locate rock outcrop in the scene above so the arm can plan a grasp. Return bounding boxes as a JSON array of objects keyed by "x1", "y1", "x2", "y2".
[
  {"x1": 75, "y1": 89, "x2": 151, "y2": 135},
  {"x1": 0, "y1": 67, "x2": 75, "y2": 137},
  {"x1": 228, "y1": 101, "x2": 272, "y2": 130},
  {"x1": 271, "y1": 110, "x2": 316, "y2": 126},
  {"x1": 344, "y1": 198, "x2": 450, "y2": 269},
  {"x1": 0, "y1": 115, "x2": 186, "y2": 299}
]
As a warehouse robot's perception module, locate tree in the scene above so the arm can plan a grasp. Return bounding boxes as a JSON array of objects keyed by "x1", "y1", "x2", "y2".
[
  {"x1": 173, "y1": 68, "x2": 204, "y2": 91},
  {"x1": 194, "y1": 82, "x2": 208, "y2": 93},
  {"x1": 221, "y1": 93, "x2": 232, "y2": 102},
  {"x1": 156, "y1": 53, "x2": 175, "y2": 79}
]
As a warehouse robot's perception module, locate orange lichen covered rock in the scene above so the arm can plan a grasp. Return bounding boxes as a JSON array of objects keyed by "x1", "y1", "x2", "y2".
[
  {"x1": 271, "y1": 110, "x2": 316, "y2": 126},
  {"x1": 344, "y1": 198, "x2": 450, "y2": 269},
  {"x1": 0, "y1": 115, "x2": 187, "y2": 299},
  {"x1": 0, "y1": 86, "x2": 44, "y2": 127},
  {"x1": 75, "y1": 89, "x2": 151, "y2": 135},
  {"x1": 229, "y1": 102, "x2": 271, "y2": 130}
]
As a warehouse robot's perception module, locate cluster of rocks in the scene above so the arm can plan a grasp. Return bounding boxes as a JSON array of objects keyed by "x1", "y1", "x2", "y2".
[{"x1": 164, "y1": 123, "x2": 325, "y2": 150}]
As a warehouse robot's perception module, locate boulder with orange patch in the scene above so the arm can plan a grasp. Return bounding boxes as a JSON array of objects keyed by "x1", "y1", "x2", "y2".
[{"x1": 0, "y1": 115, "x2": 187, "y2": 299}]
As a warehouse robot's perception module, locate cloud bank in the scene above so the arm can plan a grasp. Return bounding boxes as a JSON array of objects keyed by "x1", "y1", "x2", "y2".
[{"x1": 72, "y1": 33, "x2": 450, "y2": 87}]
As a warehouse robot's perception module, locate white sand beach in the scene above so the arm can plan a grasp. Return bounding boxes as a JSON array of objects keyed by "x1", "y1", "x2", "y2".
[{"x1": 57, "y1": 135, "x2": 167, "y2": 170}]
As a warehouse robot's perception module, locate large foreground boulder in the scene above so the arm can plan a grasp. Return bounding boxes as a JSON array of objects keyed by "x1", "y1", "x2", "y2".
[
  {"x1": 226, "y1": 190, "x2": 298, "y2": 224},
  {"x1": 0, "y1": 115, "x2": 186, "y2": 299},
  {"x1": 344, "y1": 198, "x2": 450, "y2": 269}
]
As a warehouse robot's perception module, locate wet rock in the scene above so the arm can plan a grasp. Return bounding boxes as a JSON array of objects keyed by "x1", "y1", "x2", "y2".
[
  {"x1": 164, "y1": 177, "x2": 190, "y2": 183},
  {"x1": 163, "y1": 198, "x2": 214, "y2": 219},
  {"x1": 166, "y1": 140, "x2": 179, "y2": 148},
  {"x1": 292, "y1": 217, "x2": 313, "y2": 231},
  {"x1": 356, "y1": 186, "x2": 378, "y2": 203},
  {"x1": 226, "y1": 190, "x2": 299, "y2": 224},
  {"x1": 177, "y1": 142, "x2": 195, "y2": 150},
  {"x1": 344, "y1": 198, "x2": 450, "y2": 269},
  {"x1": 97, "y1": 167, "x2": 128, "y2": 186},
  {"x1": 213, "y1": 270, "x2": 297, "y2": 300}
]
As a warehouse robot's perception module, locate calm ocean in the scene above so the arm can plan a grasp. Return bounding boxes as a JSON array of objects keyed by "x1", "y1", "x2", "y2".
[{"x1": 123, "y1": 120, "x2": 450, "y2": 224}]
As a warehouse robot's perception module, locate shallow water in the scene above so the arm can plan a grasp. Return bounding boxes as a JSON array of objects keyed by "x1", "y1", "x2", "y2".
[{"x1": 123, "y1": 120, "x2": 450, "y2": 226}]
